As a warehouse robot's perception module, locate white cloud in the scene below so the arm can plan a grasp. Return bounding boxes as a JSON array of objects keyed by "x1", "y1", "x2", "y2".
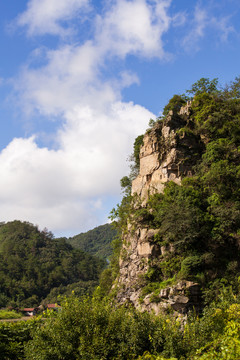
[
  {"x1": 172, "y1": 11, "x2": 187, "y2": 27},
  {"x1": 0, "y1": 101, "x2": 153, "y2": 235},
  {"x1": 4, "y1": 0, "x2": 177, "y2": 235},
  {"x1": 16, "y1": 42, "x2": 101, "y2": 116},
  {"x1": 15, "y1": 1, "x2": 173, "y2": 117},
  {"x1": 16, "y1": 0, "x2": 91, "y2": 37},
  {"x1": 95, "y1": 0, "x2": 171, "y2": 59},
  {"x1": 211, "y1": 16, "x2": 235, "y2": 42},
  {"x1": 16, "y1": 0, "x2": 172, "y2": 57},
  {"x1": 182, "y1": 3, "x2": 236, "y2": 52},
  {"x1": 182, "y1": 4, "x2": 207, "y2": 52}
]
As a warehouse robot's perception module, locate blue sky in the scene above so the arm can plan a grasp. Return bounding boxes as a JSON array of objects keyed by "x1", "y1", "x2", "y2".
[{"x1": 0, "y1": 0, "x2": 239, "y2": 237}]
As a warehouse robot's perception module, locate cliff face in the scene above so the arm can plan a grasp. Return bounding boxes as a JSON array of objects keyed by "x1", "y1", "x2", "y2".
[
  {"x1": 132, "y1": 102, "x2": 201, "y2": 204},
  {"x1": 115, "y1": 104, "x2": 203, "y2": 314}
]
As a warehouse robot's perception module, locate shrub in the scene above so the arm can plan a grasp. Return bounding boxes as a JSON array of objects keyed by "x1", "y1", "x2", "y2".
[
  {"x1": 25, "y1": 295, "x2": 165, "y2": 360},
  {"x1": 0, "y1": 319, "x2": 37, "y2": 360},
  {"x1": 0, "y1": 309, "x2": 21, "y2": 319},
  {"x1": 193, "y1": 304, "x2": 240, "y2": 359},
  {"x1": 180, "y1": 255, "x2": 202, "y2": 278}
]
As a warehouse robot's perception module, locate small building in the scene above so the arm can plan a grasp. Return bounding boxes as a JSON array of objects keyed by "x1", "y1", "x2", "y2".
[
  {"x1": 46, "y1": 303, "x2": 61, "y2": 312},
  {"x1": 22, "y1": 308, "x2": 36, "y2": 316}
]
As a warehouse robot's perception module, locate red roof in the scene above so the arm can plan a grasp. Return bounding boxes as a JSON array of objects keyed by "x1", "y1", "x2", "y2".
[
  {"x1": 47, "y1": 303, "x2": 60, "y2": 308},
  {"x1": 23, "y1": 308, "x2": 35, "y2": 311}
]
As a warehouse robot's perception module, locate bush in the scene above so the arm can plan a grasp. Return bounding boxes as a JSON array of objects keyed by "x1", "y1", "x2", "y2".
[
  {"x1": 193, "y1": 304, "x2": 240, "y2": 359},
  {"x1": 163, "y1": 95, "x2": 186, "y2": 116},
  {"x1": 137, "y1": 352, "x2": 177, "y2": 360},
  {"x1": 25, "y1": 295, "x2": 165, "y2": 360},
  {"x1": 0, "y1": 309, "x2": 21, "y2": 319},
  {"x1": 180, "y1": 255, "x2": 202, "y2": 278},
  {"x1": 0, "y1": 319, "x2": 37, "y2": 360}
]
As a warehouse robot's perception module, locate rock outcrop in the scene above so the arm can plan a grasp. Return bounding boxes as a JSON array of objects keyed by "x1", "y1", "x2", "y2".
[
  {"x1": 115, "y1": 104, "x2": 203, "y2": 314},
  {"x1": 132, "y1": 106, "x2": 201, "y2": 205}
]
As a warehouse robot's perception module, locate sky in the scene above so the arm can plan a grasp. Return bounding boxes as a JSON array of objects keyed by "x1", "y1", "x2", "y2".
[{"x1": 0, "y1": 0, "x2": 239, "y2": 237}]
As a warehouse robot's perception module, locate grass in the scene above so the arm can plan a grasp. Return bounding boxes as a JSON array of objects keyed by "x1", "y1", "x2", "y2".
[{"x1": 0, "y1": 309, "x2": 22, "y2": 319}]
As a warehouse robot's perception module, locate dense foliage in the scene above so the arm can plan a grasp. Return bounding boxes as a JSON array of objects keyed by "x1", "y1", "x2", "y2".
[
  {"x1": 66, "y1": 223, "x2": 117, "y2": 260},
  {"x1": 0, "y1": 318, "x2": 38, "y2": 360},
  {"x1": 2, "y1": 286, "x2": 240, "y2": 359},
  {"x1": 111, "y1": 77, "x2": 240, "y2": 302},
  {"x1": 0, "y1": 221, "x2": 105, "y2": 307},
  {"x1": 25, "y1": 295, "x2": 161, "y2": 360}
]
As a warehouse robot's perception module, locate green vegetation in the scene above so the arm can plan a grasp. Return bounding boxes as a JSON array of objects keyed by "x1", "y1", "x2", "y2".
[
  {"x1": 186, "y1": 77, "x2": 219, "y2": 96},
  {"x1": 66, "y1": 223, "x2": 117, "y2": 260},
  {"x1": 0, "y1": 317, "x2": 41, "y2": 360},
  {"x1": 162, "y1": 94, "x2": 187, "y2": 116},
  {"x1": 2, "y1": 77, "x2": 240, "y2": 359},
  {"x1": 0, "y1": 221, "x2": 105, "y2": 308},
  {"x1": 0, "y1": 309, "x2": 21, "y2": 319},
  {"x1": 121, "y1": 134, "x2": 144, "y2": 190},
  {"x1": 132, "y1": 134, "x2": 144, "y2": 171},
  {"x1": 2, "y1": 287, "x2": 240, "y2": 359},
  {"x1": 25, "y1": 295, "x2": 161, "y2": 360}
]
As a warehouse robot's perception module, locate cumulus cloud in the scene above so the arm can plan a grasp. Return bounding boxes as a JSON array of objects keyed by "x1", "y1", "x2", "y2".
[
  {"x1": 0, "y1": 102, "x2": 153, "y2": 235},
  {"x1": 16, "y1": 42, "x2": 101, "y2": 116},
  {"x1": 3, "y1": 0, "x2": 176, "y2": 235},
  {"x1": 95, "y1": 0, "x2": 171, "y2": 59},
  {"x1": 15, "y1": 0, "x2": 91, "y2": 37},
  {"x1": 15, "y1": 0, "x2": 173, "y2": 116}
]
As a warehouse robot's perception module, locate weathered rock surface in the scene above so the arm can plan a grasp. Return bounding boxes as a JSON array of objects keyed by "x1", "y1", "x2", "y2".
[
  {"x1": 115, "y1": 105, "x2": 203, "y2": 314},
  {"x1": 131, "y1": 108, "x2": 201, "y2": 206},
  {"x1": 142, "y1": 281, "x2": 201, "y2": 315}
]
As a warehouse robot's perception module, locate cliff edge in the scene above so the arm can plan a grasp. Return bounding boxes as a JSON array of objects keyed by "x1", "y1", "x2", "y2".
[{"x1": 115, "y1": 103, "x2": 203, "y2": 314}]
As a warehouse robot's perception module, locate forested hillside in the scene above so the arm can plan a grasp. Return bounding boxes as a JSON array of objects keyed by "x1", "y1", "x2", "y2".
[
  {"x1": 0, "y1": 221, "x2": 105, "y2": 307},
  {"x1": 67, "y1": 223, "x2": 117, "y2": 260}
]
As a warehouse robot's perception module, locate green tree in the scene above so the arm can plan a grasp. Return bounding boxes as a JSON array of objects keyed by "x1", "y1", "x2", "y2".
[
  {"x1": 187, "y1": 77, "x2": 219, "y2": 96},
  {"x1": 163, "y1": 94, "x2": 187, "y2": 116}
]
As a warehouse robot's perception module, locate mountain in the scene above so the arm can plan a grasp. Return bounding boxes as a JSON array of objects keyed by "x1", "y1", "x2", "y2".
[
  {"x1": 0, "y1": 220, "x2": 105, "y2": 308},
  {"x1": 67, "y1": 223, "x2": 118, "y2": 260},
  {"x1": 108, "y1": 78, "x2": 240, "y2": 314}
]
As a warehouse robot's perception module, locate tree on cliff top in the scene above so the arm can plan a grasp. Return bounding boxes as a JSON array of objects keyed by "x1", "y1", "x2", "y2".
[{"x1": 186, "y1": 77, "x2": 219, "y2": 96}]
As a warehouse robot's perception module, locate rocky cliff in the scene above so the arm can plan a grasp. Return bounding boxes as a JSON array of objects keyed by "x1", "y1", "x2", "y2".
[{"x1": 115, "y1": 103, "x2": 203, "y2": 315}]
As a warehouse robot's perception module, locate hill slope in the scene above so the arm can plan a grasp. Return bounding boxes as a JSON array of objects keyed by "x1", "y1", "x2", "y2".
[
  {"x1": 0, "y1": 221, "x2": 105, "y2": 307},
  {"x1": 67, "y1": 223, "x2": 117, "y2": 260}
]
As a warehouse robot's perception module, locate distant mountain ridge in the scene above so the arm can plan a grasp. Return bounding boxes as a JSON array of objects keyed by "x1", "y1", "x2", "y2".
[{"x1": 66, "y1": 223, "x2": 118, "y2": 260}]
